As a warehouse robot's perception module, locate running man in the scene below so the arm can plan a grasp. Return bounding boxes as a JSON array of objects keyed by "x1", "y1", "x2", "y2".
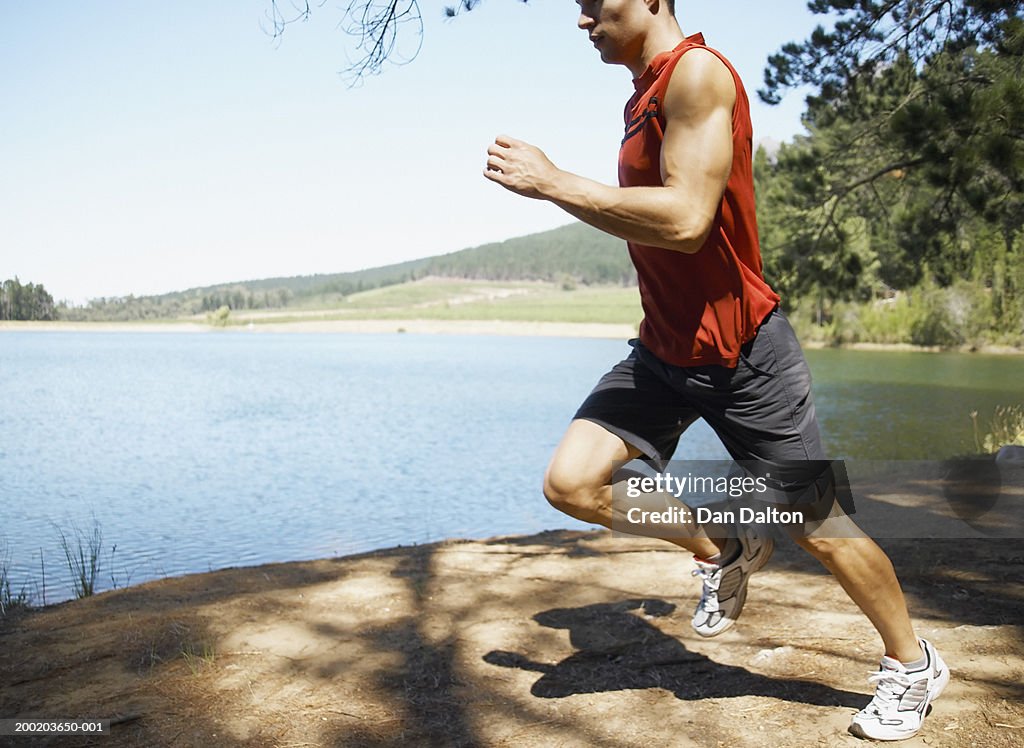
[{"x1": 483, "y1": 0, "x2": 948, "y2": 740}]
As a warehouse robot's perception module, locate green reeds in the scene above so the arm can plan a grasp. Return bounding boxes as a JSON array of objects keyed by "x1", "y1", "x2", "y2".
[
  {"x1": 971, "y1": 405, "x2": 1024, "y2": 454},
  {"x1": 53, "y1": 516, "x2": 103, "y2": 599}
]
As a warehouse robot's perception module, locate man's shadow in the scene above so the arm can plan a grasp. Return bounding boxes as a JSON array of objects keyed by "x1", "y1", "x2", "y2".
[{"x1": 484, "y1": 599, "x2": 864, "y2": 707}]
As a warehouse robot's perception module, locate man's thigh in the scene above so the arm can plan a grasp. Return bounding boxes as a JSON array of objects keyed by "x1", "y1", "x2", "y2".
[
  {"x1": 572, "y1": 341, "x2": 699, "y2": 467},
  {"x1": 544, "y1": 419, "x2": 643, "y2": 495}
]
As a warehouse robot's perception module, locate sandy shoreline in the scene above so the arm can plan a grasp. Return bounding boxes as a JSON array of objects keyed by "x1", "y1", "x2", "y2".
[
  {"x1": 801, "y1": 339, "x2": 1024, "y2": 355},
  {"x1": 0, "y1": 318, "x2": 637, "y2": 339},
  {"x1": 0, "y1": 320, "x2": 212, "y2": 333},
  {"x1": 3, "y1": 318, "x2": 1022, "y2": 353}
]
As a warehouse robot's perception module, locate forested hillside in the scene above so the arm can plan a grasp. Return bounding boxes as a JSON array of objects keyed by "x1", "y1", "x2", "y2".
[{"x1": 60, "y1": 223, "x2": 633, "y2": 322}]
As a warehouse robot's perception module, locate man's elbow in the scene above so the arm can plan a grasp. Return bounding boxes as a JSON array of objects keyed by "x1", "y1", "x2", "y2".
[{"x1": 663, "y1": 219, "x2": 712, "y2": 254}]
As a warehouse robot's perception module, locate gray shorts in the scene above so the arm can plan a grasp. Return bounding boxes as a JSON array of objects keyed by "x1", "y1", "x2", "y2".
[{"x1": 575, "y1": 308, "x2": 843, "y2": 508}]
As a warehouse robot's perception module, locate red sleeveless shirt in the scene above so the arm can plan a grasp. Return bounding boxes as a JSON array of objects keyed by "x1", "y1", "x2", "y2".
[{"x1": 619, "y1": 34, "x2": 780, "y2": 368}]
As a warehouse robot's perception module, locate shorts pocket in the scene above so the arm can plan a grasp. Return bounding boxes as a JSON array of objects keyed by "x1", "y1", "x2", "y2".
[{"x1": 737, "y1": 326, "x2": 779, "y2": 378}]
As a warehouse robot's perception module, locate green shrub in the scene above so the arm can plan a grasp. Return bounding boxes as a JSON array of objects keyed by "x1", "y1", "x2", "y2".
[
  {"x1": 857, "y1": 295, "x2": 914, "y2": 344},
  {"x1": 206, "y1": 305, "x2": 231, "y2": 327},
  {"x1": 907, "y1": 284, "x2": 963, "y2": 348},
  {"x1": 971, "y1": 405, "x2": 1024, "y2": 453}
]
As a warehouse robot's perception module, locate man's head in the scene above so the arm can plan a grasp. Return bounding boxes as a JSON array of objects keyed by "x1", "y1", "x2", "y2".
[{"x1": 577, "y1": 0, "x2": 681, "y2": 72}]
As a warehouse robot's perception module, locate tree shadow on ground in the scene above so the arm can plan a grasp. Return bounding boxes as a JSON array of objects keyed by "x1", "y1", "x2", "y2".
[
  {"x1": 765, "y1": 536, "x2": 1024, "y2": 631},
  {"x1": 485, "y1": 598, "x2": 865, "y2": 707},
  {"x1": 366, "y1": 547, "x2": 477, "y2": 747}
]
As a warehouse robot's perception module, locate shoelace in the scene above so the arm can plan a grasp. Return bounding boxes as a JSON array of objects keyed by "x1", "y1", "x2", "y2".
[
  {"x1": 863, "y1": 667, "x2": 914, "y2": 712},
  {"x1": 691, "y1": 560, "x2": 722, "y2": 612}
]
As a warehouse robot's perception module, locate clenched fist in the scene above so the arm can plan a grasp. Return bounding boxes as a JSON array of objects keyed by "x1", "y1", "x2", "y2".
[{"x1": 483, "y1": 135, "x2": 562, "y2": 200}]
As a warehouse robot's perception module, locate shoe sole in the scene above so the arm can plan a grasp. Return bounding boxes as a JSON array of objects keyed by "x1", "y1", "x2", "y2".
[{"x1": 692, "y1": 535, "x2": 774, "y2": 638}]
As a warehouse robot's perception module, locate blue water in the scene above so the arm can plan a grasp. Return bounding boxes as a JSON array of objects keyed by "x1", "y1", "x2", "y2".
[{"x1": 1, "y1": 332, "x2": 1021, "y2": 602}]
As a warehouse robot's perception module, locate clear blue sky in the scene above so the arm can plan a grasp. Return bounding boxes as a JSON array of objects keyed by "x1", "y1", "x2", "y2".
[{"x1": 2, "y1": 1, "x2": 827, "y2": 303}]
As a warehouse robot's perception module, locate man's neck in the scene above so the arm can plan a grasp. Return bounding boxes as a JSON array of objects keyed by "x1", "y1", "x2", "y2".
[{"x1": 629, "y1": 22, "x2": 686, "y2": 78}]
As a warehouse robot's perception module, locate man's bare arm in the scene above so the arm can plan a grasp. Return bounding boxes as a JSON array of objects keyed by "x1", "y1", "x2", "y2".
[{"x1": 483, "y1": 49, "x2": 735, "y2": 254}]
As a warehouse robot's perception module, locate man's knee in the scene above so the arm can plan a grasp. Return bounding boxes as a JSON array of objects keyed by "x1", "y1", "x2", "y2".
[
  {"x1": 542, "y1": 462, "x2": 603, "y2": 515},
  {"x1": 542, "y1": 418, "x2": 634, "y2": 517}
]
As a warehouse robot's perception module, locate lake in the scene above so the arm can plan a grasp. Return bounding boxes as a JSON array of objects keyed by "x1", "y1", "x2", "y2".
[{"x1": 1, "y1": 331, "x2": 1021, "y2": 602}]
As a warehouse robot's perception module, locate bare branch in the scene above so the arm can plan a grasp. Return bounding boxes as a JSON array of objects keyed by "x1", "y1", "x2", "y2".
[
  {"x1": 339, "y1": 0, "x2": 424, "y2": 86},
  {"x1": 263, "y1": 0, "x2": 423, "y2": 85},
  {"x1": 263, "y1": 0, "x2": 317, "y2": 41}
]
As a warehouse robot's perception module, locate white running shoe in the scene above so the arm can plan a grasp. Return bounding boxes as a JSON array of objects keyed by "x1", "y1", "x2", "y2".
[
  {"x1": 849, "y1": 638, "x2": 950, "y2": 741},
  {"x1": 690, "y1": 524, "x2": 774, "y2": 637}
]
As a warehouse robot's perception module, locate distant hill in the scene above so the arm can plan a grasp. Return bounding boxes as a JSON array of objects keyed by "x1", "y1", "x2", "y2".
[
  {"x1": 419, "y1": 222, "x2": 633, "y2": 284},
  {"x1": 62, "y1": 223, "x2": 635, "y2": 321}
]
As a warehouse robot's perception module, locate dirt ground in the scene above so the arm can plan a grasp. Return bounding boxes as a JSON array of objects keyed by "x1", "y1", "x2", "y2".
[{"x1": 1, "y1": 530, "x2": 1022, "y2": 748}]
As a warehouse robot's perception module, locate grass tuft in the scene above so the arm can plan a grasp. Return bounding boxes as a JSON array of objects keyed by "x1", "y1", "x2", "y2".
[
  {"x1": 53, "y1": 516, "x2": 104, "y2": 599},
  {"x1": 0, "y1": 540, "x2": 32, "y2": 617},
  {"x1": 182, "y1": 639, "x2": 217, "y2": 675},
  {"x1": 971, "y1": 405, "x2": 1024, "y2": 453}
]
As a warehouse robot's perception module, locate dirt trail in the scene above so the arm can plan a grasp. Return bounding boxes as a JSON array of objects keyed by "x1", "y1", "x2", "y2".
[{"x1": 2, "y1": 530, "x2": 1022, "y2": 748}]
